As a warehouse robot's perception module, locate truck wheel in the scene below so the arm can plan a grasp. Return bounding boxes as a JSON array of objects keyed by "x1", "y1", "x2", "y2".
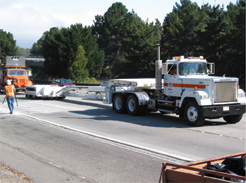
[
  {"x1": 184, "y1": 101, "x2": 205, "y2": 126},
  {"x1": 223, "y1": 115, "x2": 243, "y2": 124},
  {"x1": 32, "y1": 95, "x2": 37, "y2": 99},
  {"x1": 113, "y1": 94, "x2": 126, "y2": 114},
  {"x1": 126, "y1": 94, "x2": 145, "y2": 116}
]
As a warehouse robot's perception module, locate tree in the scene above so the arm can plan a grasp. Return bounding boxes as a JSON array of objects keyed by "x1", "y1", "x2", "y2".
[
  {"x1": 69, "y1": 24, "x2": 104, "y2": 79},
  {"x1": 161, "y1": 0, "x2": 207, "y2": 60},
  {"x1": 16, "y1": 46, "x2": 30, "y2": 56},
  {"x1": 93, "y1": 2, "x2": 129, "y2": 78},
  {"x1": 42, "y1": 25, "x2": 104, "y2": 79},
  {"x1": 69, "y1": 45, "x2": 89, "y2": 82},
  {"x1": 0, "y1": 29, "x2": 16, "y2": 64},
  {"x1": 30, "y1": 33, "x2": 46, "y2": 56},
  {"x1": 222, "y1": 0, "x2": 245, "y2": 84},
  {"x1": 43, "y1": 27, "x2": 69, "y2": 78},
  {"x1": 120, "y1": 16, "x2": 161, "y2": 78},
  {"x1": 200, "y1": 4, "x2": 228, "y2": 76},
  {"x1": 92, "y1": 3, "x2": 161, "y2": 78}
]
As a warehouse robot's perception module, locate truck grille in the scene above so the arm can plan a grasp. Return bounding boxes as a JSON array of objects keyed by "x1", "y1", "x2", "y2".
[
  {"x1": 19, "y1": 79, "x2": 26, "y2": 86},
  {"x1": 214, "y1": 81, "x2": 237, "y2": 103}
]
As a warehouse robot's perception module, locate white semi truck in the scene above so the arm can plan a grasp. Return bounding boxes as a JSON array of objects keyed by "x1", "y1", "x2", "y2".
[{"x1": 104, "y1": 45, "x2": 246, "y2": 126}]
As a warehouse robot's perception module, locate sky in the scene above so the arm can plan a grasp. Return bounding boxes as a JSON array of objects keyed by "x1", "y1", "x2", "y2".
[{"x1": 1, "y1": 0, "x2": 237, "y2": 49}]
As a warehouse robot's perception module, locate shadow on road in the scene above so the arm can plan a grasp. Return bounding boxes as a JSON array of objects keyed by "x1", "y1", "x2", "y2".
[
  {"x1": 65, "y1": 106, "x2": 227, "y2": 129},
  {"x1": 14, "y1": 94, "x2": 228, "y2": 128}
]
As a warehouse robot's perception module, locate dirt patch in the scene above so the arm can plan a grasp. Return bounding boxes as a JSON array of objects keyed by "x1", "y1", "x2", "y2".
[{"x1": 0, "y1": 163, "x2": 33, "y2": 183}]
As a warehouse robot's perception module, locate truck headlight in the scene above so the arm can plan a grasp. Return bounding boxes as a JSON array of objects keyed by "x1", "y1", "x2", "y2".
[{"x1": 200, "y1": 94, "x2": 209, "y2": 99}]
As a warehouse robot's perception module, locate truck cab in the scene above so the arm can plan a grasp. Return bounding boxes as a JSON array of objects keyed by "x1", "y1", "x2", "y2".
[
  {"x1": 162, "y1": 56, "x2": 246, "y2": 126},
  {"x1": 0, "y1": 56, "x2": 33, "y2": 92},
  {"x1": 163, "y1": 56, "x2": 212, "y2": 97}
]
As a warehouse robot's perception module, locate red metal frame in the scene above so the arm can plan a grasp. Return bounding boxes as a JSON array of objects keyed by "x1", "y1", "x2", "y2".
[{"x1": 159, "y1": 152, "x2": 246, "y2": 183}]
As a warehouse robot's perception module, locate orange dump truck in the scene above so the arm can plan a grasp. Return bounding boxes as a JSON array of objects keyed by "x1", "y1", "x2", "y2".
[
  {"x1": 159, "y1": 152, "x2": 246, "y2": 183},
  {"x1": 0, "y1": 56, "x2": 32, "y2": 92}
]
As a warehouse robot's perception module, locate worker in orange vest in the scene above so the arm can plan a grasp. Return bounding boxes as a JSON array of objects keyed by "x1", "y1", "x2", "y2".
[{"x1": 4, "y1": 80, "x2": 15, "y2": 114}]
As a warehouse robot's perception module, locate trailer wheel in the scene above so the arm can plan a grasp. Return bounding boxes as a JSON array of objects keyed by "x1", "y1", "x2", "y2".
[
  {"x1": 32, "y1": 95, "x2": 37, "y2": 99},
  {"x1": 114, "y1": 94, "x2": 126, "y2": 114},
  {"x1": 184, "y1": 101, "x2": 205, "y2": 126},
  {"x1": 126, "y1": 94, "x2": 145, "y2": 116},
  {"x1": 223, "y1": 115, "x2": 242, "y2": 124}
]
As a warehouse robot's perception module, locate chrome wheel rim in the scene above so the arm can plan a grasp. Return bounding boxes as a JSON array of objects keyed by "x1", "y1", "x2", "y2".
[
  {"x1": 115, "y1": 98, "x2": 122, "y2": 110},
  {"x1": 128, "y1": 98, "x2": 135, "y2": 112},
  {"x1": 187, "y1": 106, "x2": 198, "y2": 122}
]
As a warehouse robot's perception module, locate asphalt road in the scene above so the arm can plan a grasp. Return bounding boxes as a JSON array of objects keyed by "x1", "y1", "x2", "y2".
[{"x1": 0, "y1": 93, "x2": 245, "y2": 182}]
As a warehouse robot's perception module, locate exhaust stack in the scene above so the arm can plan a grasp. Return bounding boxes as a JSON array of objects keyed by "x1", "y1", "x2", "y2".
[{"x1": 155, "y1": 44, "x2": 162, "y2": 95}]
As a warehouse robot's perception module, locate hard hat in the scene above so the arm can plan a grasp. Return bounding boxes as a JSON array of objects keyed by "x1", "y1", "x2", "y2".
[{"x1": 6, "y1": 80, "x2": 11, "y2": 85}]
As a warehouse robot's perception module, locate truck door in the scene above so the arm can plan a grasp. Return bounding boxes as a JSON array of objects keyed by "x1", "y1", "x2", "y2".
[{"x1": 164, "y1": 64, "x2": 183, "y2": 97}]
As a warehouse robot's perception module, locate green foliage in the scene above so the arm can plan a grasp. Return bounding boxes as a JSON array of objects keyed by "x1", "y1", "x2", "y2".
[
  {"x1": 43, "y1": 27, "x2": 70, "y2": 78},
  {"x1": 69, "y1": 45, "x2": 89, "y2": 83},
  {"x1": 92, "y1": 3, "x2": 161, "y2": 78},
  {"x1": 161, "y1": 0, "x2": 207, "y2": 59},
  {"x1": 38, "y1": 24, "x2": 104, "y2": 79},
  {"x1": 0, "y1": 29, "x2": 16, "y2": 64},
  {"x1": 30, "y1": 33, "x2": 46, "y2": 56},
  {"x1": 69, "y1": 24, "x2": 104, "y2": 78},
  {"x1": 16, "y1": 46, "x2": 30, "y2": 56},
  {"x1": 222, "y1": 0, "x2": 245, "y2": 83},
  {"x1": 83, "y1": 77, "x2": 101, "y2": 84}
]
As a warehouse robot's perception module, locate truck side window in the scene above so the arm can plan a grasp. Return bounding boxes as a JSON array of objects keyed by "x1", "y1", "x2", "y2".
[{"x1": 168, "y1": 64, "x2": 177, "y2": 75}]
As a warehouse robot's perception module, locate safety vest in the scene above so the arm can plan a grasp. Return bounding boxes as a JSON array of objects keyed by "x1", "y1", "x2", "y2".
[{"x1": 5, "y1": 85, "x2": 15, "y2": 97}]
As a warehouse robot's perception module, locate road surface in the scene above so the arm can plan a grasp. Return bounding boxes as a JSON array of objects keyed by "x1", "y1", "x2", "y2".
[{"x1": 0, "y1": 93, "x2": 245, "y2": 182}]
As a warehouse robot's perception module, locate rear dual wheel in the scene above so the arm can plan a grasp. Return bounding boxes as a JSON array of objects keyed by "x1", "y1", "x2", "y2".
[
  {"x1": 126, "y1": 94, "x2": 145, "y2": 116},
  {"x1": 113, "y1": 94, "x2": 126, "y2": 114},
  {"x1": 113, "y1": 94, "x2": 145, "y2": 115}
]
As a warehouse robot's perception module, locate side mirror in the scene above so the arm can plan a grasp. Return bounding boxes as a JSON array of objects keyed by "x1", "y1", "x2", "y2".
[
  {"x1": 162, "y1": 63, "x2": 167, "y2": 75},
  {"x1": 207, "y1": 63, "x2": 215, "y2": 75}
]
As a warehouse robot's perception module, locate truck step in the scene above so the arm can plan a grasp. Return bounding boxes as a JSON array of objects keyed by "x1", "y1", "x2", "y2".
[
  {"x1": 158, "y1": 109, "x2": 174, "y2": 113},
  {"x1": 157, "y1": 100, "x2": 175, "y2": 104}
]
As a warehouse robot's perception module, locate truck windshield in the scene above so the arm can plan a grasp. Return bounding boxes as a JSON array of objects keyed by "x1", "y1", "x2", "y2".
[
  {"x1": 179, "y1": 62, "x2": 207, "y2": 75},
  {"x1": 8, "y1": 70, "x2": 27, "y2": 76}
]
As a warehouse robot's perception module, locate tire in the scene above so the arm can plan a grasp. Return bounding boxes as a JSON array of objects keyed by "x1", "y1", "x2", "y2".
[
  {"x1": 223, "y1": 115, "x2": 243, "y2": 124},
  {"x1": 184, "y1": 101, "x2": 205, "y2": 126},
  {"x1": 126, "y1": 94, "x2": 145, "y2": 116},
  {"x1": 32, "y1": 95, "x2": 37, "y2": 99},
  {"x1": 113, "y1": 94, "x2": 126, "y2": 114}
]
